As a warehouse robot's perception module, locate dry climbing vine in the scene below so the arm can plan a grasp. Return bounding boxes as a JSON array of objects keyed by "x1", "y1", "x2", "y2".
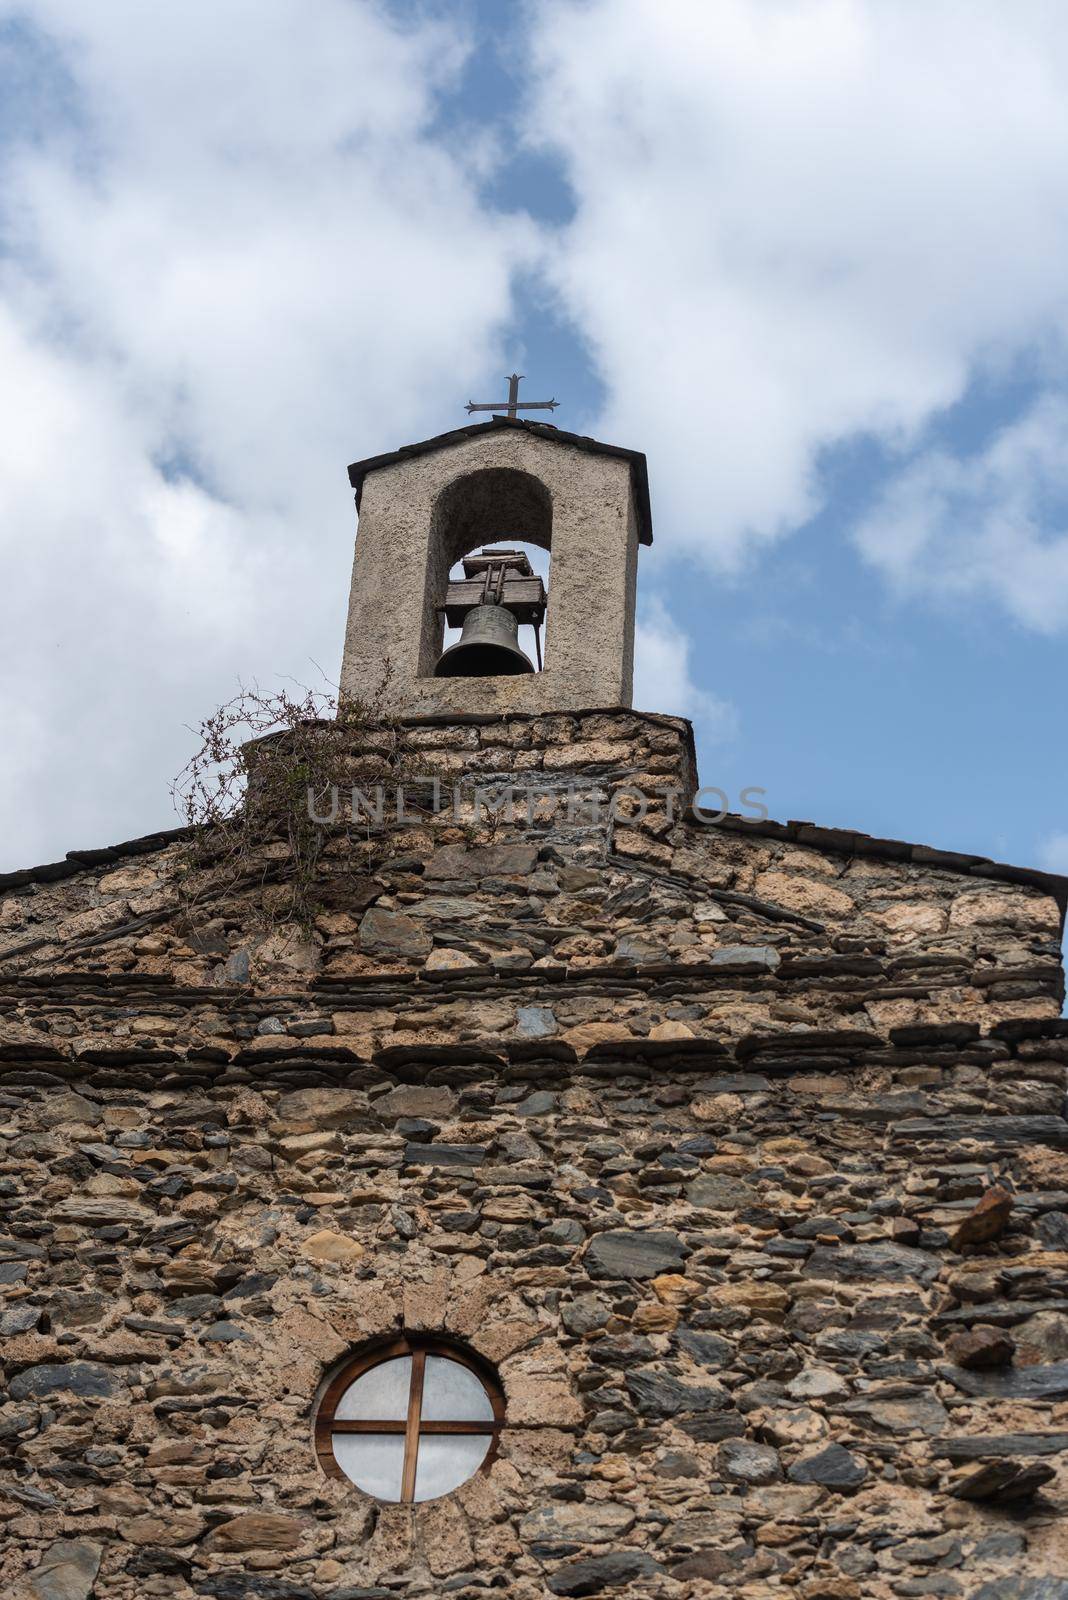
[{"x1": 170, "y1": 683, "x2": 408, "y2": 932}]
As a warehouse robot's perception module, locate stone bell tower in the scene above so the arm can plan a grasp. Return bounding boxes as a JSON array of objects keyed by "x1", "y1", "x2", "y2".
[{"x1": 339, "y1": 414, "x2": 652, "y2": 717}]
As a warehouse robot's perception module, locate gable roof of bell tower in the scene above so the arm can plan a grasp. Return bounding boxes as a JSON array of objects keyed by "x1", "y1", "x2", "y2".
[{"x1": 347, "y1": 415, "x2": 654, "y2": 546}]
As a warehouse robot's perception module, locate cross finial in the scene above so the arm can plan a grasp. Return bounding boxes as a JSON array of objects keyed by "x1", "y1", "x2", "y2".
[{"x1": 465, "y1": 373, "x2": 559, "y2": 421}]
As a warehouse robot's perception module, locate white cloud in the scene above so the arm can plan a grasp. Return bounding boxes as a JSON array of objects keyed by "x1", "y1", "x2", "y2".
[
  {"x1": 853, "y1": 395, "x2": 1068, "y2": 629},
  {"x1": 525, "y1": 0, "x2": 1068, "y2": 591},
  {"x1": 633, "y1": 597, "x2": 737, "y2": 740},
  {"x1": 1039, "y1": 832, "x2": 1068, "y2": 875},
  {"x1": 0, "y1": 0, "x2": 535, "y2": 867}
]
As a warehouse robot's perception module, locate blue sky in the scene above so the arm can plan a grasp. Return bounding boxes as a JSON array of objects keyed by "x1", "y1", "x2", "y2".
[
  {"x1": 447, "y1": 6, "x2": 1067, "y2": 867},
  {"x1": 0, "y1": 0, "x2": 1065, "y2": 884}
]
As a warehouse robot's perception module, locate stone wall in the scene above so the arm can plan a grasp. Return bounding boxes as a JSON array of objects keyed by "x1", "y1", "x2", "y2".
[{"x1": 2, "y1": 709, "x2": 1067, "y2": 1600}]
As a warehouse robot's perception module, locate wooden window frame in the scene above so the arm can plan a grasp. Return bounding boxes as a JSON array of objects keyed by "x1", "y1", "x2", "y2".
[{"x1": 314, "y1": 1333, "x2": 505, "y2": 1503}]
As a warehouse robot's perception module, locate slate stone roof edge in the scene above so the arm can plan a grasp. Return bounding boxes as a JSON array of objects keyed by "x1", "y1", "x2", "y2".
[
  {"x1": 686, "y1": 805, "x2": 1068, "y2": 924},
  {"x1": 346, "y1": 415, "x2": 654, "y2": 546},
  {"x1": 0, "y1": 826, "x2": 193, "y2": 893}
]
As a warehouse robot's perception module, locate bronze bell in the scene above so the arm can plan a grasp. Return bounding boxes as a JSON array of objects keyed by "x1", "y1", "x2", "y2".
[{"x1": 434, "y1": 602, "x2": 534, "y2": 678}]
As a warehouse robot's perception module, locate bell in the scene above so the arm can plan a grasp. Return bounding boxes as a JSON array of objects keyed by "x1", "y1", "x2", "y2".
[{"x1": 434, "y1": 603, "x2": 534, "y2": 678}]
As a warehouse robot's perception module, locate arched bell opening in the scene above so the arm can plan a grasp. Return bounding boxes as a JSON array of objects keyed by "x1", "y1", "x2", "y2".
[
  {"x1": 438, "y1": 541, "x2": 550, "y2": 676},
  {"x1": 419, "y1": 468, "x2": 553, "y2": 680}
]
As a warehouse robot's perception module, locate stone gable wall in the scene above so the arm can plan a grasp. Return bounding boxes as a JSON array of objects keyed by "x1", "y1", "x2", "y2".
[
  {"x1": 1, "y1": 711, "x2": 1063, "y2": 1036},
  {"x1": 1, "y1": 710, "x2": 1067, "y2": 1599}
]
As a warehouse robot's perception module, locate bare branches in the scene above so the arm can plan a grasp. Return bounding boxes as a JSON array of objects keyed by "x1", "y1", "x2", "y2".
[{"x1": 170, "y1": 683, "x2": 392, "y2": 933}]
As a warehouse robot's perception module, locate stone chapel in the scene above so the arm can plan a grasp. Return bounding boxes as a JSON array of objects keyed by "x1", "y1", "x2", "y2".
[{"x1": 2, "y1": 413, "x2": 1068, "y2": 1600}]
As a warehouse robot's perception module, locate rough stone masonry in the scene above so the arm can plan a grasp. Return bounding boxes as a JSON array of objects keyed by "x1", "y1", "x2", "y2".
[{"x1": 1, "y1": 707, "x2": 1067, "y2": 1599}]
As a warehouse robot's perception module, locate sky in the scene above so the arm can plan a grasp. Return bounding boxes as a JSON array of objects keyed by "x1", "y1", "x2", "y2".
[{"x1": 0, "y1": 0, "x2": 1066, "y2": 888}]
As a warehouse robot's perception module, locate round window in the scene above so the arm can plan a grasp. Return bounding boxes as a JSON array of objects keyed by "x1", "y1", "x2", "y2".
[{"x1": 314, "y1": 1336, "x2": 504, "y2": 1503}]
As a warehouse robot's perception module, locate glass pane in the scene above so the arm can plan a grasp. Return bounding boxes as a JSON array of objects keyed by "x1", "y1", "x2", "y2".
[
  {"x1": 420, "y1": 1355, "x2": 494, "y2": 1422},
  {"x1": 335, "y1": 1356, "x2": 412, "y2": 1421},
  {"x1": 413, "y1": 1432, "x2": 491, "y2": 1501},
  {"x1": 332, "y1": 1432, "x2": 406, "y2": 1501}
]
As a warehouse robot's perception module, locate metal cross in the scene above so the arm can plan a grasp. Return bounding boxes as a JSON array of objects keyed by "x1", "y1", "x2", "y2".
[{"x1": 465, "y1": 373, "x2": 559, "y2": 420}]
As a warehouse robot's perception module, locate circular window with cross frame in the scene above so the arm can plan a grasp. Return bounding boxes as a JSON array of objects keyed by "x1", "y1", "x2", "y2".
[{"x1": 314, "y1": 1334, "x2": 505, "y2": 1504}]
